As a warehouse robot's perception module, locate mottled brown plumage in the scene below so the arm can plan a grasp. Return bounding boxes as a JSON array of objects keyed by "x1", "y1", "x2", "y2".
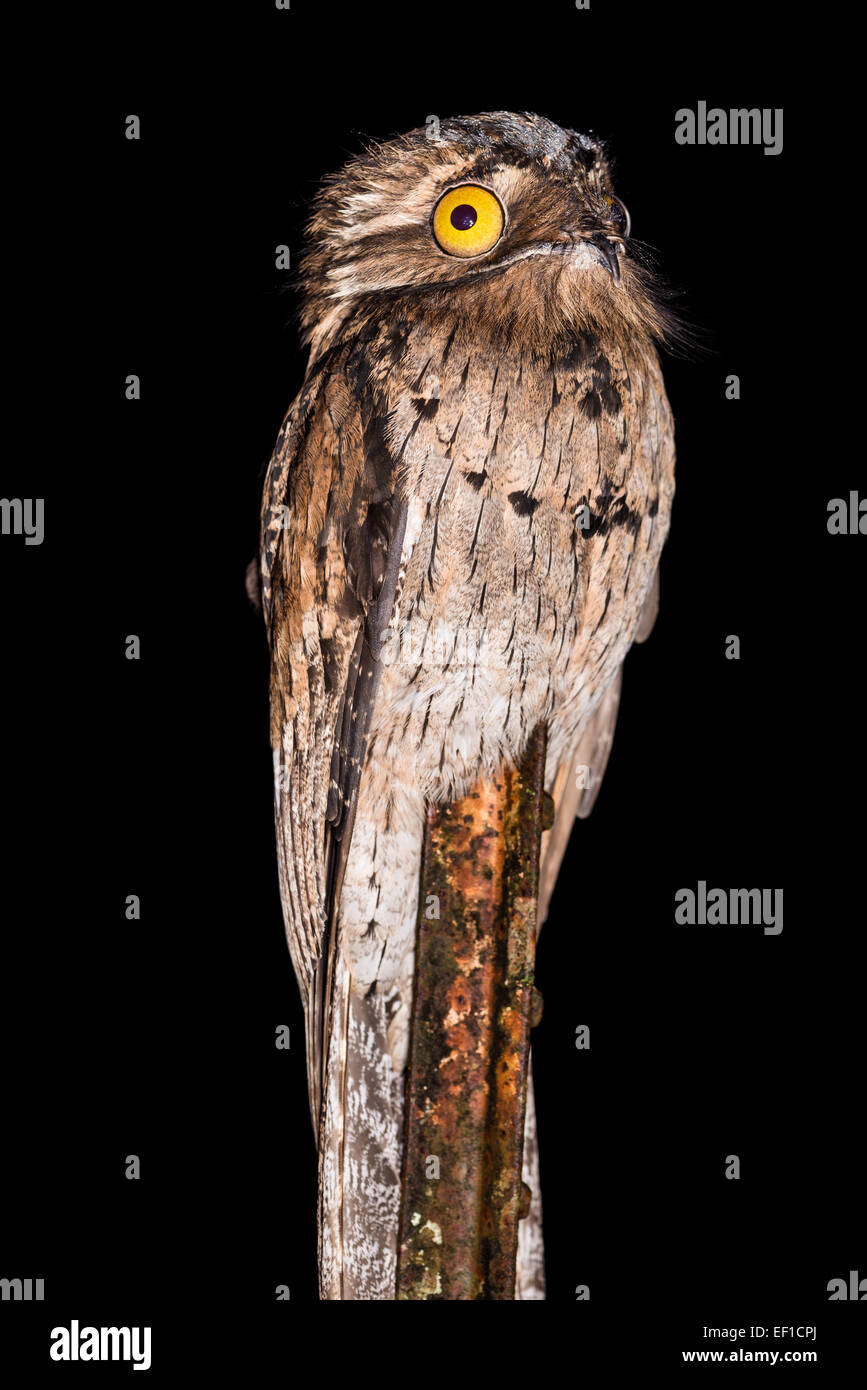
[{"x1": 259, "y1": 112, "x2": 676, "y2": 1299}]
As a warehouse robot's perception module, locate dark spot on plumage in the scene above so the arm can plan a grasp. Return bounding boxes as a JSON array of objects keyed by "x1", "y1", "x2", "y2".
[
  {"x1": 460, "y1": 359, "x2": 471, "y2": 389},
  {"x1": 508, "y1": 490, "x2": 541, "y2": 517},
  {"x1": 600, "y1": 384, "x2": 621, "y2": 415},
  {"x1": 550, "y1": 334, "x2": 600, "y2": 375},
  {"x1": 551, "y1": 379, "x2": 561, "y2": 408},
  {"x1": 581, "y1": 390, "x2": 602, "y2": 420},
  {"x1": 648, "y1": 493, "x2": 659, "y2": 518},
  {"x1": 464, "y1": 468, "x2": 488, "y2": 491},
  {"x1": 441, "y1": 324, "x2": 457, "y2": 365},
  {"x1": 584, "y1": 488, "x2": 643, "y2": 538},
  {"x1": 386, "y1": 317, "x2": 408, "y2": 347},
  {"x1": 412, "y1": 395, "x2": 439, "y2": 418},
  {"x1": 590, "y1": 354, "x2": 611, "y2": 386}
]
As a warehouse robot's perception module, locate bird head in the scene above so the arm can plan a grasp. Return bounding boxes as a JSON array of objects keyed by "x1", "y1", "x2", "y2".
[{"x1": 299, "y1": 111, "x2": 673, "y2": 358}]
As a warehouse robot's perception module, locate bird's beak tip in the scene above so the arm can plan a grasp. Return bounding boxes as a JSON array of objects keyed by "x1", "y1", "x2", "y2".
[{"x1": 587, "y1": 233, "x2": 623, "y2": 285}]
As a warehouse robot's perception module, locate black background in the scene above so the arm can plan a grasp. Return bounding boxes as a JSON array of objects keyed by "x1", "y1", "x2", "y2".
[{"x1": 2, "y1": 0, "x2": 863, "y2": 1372}]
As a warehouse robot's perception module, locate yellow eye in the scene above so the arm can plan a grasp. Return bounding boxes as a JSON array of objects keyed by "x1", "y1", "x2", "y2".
[{"x1": 432, "y1": 185, "x2": 505, "y2": 258}]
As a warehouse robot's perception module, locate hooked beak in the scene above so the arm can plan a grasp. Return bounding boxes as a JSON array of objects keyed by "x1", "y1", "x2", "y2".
[
  {"x1": 585, "y1": 232, "x2": 623, "y2": 285},
  {"x1": 539, "y1": 229, "x2": 625, "y2": 284}
]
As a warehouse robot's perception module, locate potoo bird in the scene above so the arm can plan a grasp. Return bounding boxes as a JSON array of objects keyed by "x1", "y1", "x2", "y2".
[{"x1": 259, "y1": 112, "x2": 676, "y2": 1300}]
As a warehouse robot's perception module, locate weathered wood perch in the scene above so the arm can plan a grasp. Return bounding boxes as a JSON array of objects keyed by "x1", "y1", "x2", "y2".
[{"x1": 397, "y1": 724, "x2": 551, "y2": 1299}]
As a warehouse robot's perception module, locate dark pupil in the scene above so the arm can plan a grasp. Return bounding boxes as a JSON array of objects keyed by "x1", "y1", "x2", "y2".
[{"x1": 450, "y1": 203, "x2": 478, "y2": 231}]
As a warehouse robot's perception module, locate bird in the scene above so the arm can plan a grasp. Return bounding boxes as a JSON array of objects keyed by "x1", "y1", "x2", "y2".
[{"x1": 258, "y1": 111, "x2": 676, "y2": 1300}]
